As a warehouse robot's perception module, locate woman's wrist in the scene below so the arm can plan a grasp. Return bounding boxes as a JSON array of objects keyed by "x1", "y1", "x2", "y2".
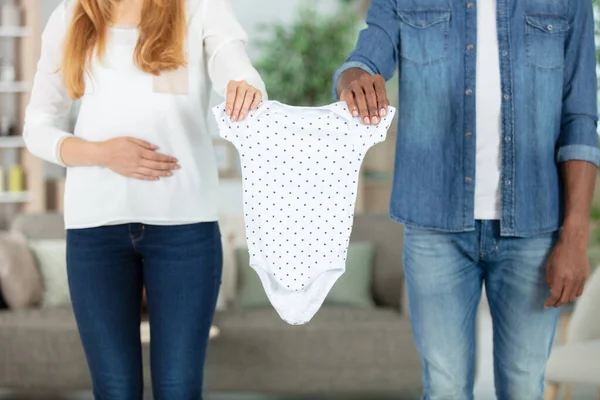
[
  {"x1": 87, "y1": 141, "x2": 107, "y2": 167},
  {"x1": 60, "y1": 137, "x2": 107, "y2": 167}
]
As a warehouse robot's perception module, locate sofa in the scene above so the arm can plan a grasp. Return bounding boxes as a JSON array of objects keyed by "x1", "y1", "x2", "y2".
[{"x1": 0, "y1": 212, "x2": 422, "y2": 396}]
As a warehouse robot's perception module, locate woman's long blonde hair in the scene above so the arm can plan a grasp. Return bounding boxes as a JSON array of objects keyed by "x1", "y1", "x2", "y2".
[{"x1": 61, "y1": 0, "x2": 187, "y2": 99}]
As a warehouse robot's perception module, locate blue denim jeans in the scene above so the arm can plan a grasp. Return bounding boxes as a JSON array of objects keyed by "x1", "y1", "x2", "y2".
[
  {"x1": 66, "y1": 222, "x2": 222, "y2": 400},
  {"x1": 404, "y1": 220, "x2": 560, "y2": 400}
]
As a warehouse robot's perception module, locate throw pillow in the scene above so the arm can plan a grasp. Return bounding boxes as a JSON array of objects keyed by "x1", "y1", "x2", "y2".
[
  {"x1": 0, "y1": 231, "x2": 43, "y2": 309},
  {"x1": 235, "y1": 242, "x2": 376, "y2": 309},
  {"x1": 216, "y1": 214, "x2": 246, "y2": 311},
  {"x1": 28, "y1": 239, "x2": 70, "y2": 308},
  {"x1": 235, "y1": 248, "x2": 269, "y2": 308}
]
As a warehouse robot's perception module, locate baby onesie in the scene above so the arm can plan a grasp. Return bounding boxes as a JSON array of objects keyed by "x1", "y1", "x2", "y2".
[{"x1": 213, "y1": 101, "x2": 395, "y2": 324}]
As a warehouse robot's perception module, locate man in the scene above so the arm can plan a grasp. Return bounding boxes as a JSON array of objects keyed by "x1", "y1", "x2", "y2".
[{"x1": 334, "y1": 1, "x2": 599, "y2": 399}]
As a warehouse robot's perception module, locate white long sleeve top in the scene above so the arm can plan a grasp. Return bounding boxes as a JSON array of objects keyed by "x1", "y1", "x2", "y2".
[{"x1": 23, "y1": 0, "x2": 266, "y2": 229}]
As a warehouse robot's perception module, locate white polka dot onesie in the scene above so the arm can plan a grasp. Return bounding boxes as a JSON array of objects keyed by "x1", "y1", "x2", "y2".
[{"x1": 213, "y1": 101, "x2": 396, "y2": 324}]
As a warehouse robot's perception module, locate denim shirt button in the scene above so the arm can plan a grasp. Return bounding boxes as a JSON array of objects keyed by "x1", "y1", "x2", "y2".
[
  {"x1": 467, "y1": 44, "x2": 474, "y2": 51},
  {"x1": 505, "y1": 179, "x2": 512, "y2": 185},
  {"x1": 465, "y1": 177, "x2": 472, "y2": 183},
  {"x1": 466, "y1": 89, "x2": 473, "y2": 95},
  {"x1": 466, "y1": 2, "x2": 473, "y2": 8},
  {"x1": 502, "y1": 51, "x2": 508, "y2": 57},
  {"x1": 505, "y1": 136, "x2": 511, "y2": 142},
  {"x1": 503, "y1": 94, "x2": 510, "y2": 100},
  {"x1": 465, "y1": 131, "x2": 472, "y2": 137}
]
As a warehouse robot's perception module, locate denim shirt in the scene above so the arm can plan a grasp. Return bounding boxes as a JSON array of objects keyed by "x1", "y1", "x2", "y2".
[{"x1": 333, "y1": 0, "x2": 600, "y2": 237}]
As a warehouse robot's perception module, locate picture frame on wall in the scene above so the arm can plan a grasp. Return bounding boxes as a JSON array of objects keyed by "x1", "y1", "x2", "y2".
[{"x1": 212, "y1": 139, "x2": 237, "y2": 178}]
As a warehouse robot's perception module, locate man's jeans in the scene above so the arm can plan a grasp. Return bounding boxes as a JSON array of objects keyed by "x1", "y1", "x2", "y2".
[{"x1": 404, "y1": 220, "x2": 560, "y2": 400}]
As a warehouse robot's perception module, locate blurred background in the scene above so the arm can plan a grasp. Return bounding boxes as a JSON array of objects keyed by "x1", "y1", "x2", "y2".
[{"x1": 0, "y1": 0, "x2": 598, "y2": 399}]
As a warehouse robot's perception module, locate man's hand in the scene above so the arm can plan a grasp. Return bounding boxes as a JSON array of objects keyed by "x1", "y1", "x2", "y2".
[
  {"x1": 337, "y1": 68, "x2": 390, "y2": 125},
  {"x1": 545, "y1": 227, "x2": 590, "y2": 308}
]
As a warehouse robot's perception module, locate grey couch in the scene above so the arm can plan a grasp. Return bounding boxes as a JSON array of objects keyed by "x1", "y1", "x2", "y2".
[{"x1": 0, "y1": 213, "x2": 422, "y2": 396}]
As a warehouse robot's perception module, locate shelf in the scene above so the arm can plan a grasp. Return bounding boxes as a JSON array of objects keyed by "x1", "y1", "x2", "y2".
[
  {"x1": 0, "y1": 136, "x2": 25, "y2": 148},
  {"x1": 0, "y1": 26, "x2": 32, "y2": 37},
  {"x1": 0, "y1": 81, "x2": 31, "y2": 93},
  {"x1": 0, "y1": 191, "x2": 31, "y2": 203}
]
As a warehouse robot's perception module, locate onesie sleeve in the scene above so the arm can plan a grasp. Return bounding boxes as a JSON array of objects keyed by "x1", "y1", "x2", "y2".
[
  {"x1": 350, "y1": 106, "x2": 396, "y2": 152},
  {"x1": 212, "y1": 102, "x2": 245, "y2": 149}
]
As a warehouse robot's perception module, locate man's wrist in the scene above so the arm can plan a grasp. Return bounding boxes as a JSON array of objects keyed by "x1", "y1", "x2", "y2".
[{"x1": 560, "y1": 219, "x2": 590, "y2": 249}]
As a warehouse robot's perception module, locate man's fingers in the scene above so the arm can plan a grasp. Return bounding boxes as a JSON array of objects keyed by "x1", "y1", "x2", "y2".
[
  {"x1": 576, "y1": 281, "x2": 585, "y2": 298},
  {"x1": 545, "y1": 276, "x2": 564, "y2": 308},
  {"x1": 141, "y1": 149, "x2": 177, "y2": 163},
  {"x1": 352, "y1": 86, "x2": 370, "y2": 125},
  {"x1": 341, "y1": 90, "x2": 359, "y2": 117},
  {"x1": 557, "y1": 277, "x2": 575, "y2": 306},
  {"x1": 373, "y1": 76, "x2": 389, "y2": 117},
  {"x1": 225, "y1": 82, "x2": 238, "y2": 117},
  {"x1": 128, "y1": 138, "x2": 157, "y2": 150},
  {"x1": 363, "y1": 83, "x2": 380, "y2": 125}
]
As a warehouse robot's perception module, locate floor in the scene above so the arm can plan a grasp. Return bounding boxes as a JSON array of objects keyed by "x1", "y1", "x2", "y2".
[{"x1": 1, "y1": 302, "x2": 597, "y2": 400}]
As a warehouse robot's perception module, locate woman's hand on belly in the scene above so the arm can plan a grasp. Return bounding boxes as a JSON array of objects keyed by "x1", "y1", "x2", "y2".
[{"x1": 97, "y1": 137, "x2": 180, "y2": 181}]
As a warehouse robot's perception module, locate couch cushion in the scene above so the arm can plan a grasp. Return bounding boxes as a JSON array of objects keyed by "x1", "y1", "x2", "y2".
[
  {"x1": 0, "y1": 307, "x2": 151, "y2": 390},
  {"x1": 11, "y1": 213, "x2": 66, "y2": 240},
  {"x1": 207, "y1": 307, "x2": 421, "y2": 394},
  {"x1": 0, "y1": 232, "x2": 43, "y2": 309},
  {"x1": 28, "y1": 239, "x2": 70, "y2": 308},
  {"x1": 350, "y1": 214, "x2": 405, "y2": 310}
]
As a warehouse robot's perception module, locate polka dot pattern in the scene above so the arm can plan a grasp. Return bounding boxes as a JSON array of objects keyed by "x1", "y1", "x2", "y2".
[{"x1": 214, "y1": 101, "x2": 396, "y2": 324}]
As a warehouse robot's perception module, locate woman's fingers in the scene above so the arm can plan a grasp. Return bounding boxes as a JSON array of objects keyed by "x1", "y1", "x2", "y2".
[
  {"x1": 231, "y1": 82, "x2": 248, "y2": 122},
  {"x1": 127, "y1": 138, "x2": 158, "y2": 150},
  {"x1": 140, "y1": 159, "x2": 179, "y2": 171},
  {"x1": 225, "y1": 81, "x2": 238, "y2": 118},
  {"x1": 136, "y1": 167, "x2": 173, "y2": 178},
  {"x1": 249, "y1": 90, "x2": 262, "y2": 111},
  {"x1": 131, "y1": 173, "x2": 158, "y2": 181},
  {"x1": 226, "y1": 80, "x2": 263, "y2": 121},
  {"x1": 238, "y1": 88, "x2": 256, "y2": 120},
  {"x1": 140, "y1": 149, "x2": 177, "y2": 163}
]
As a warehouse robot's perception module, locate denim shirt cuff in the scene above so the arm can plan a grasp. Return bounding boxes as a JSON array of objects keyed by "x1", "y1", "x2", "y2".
[
  {"x1": 556, "y1": 144, "x2": 600, "y2": 167},
  {"x1": 332, "y1": 61, "x2": 377, "y2": 100}
]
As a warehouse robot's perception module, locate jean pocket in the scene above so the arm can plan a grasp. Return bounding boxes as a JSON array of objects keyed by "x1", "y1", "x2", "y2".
[
  {"x1": 398, "y1": 9, "x2": 451, "y2": 65},
  {"x1": 153, "y1": 66, "x2": 189, "y2": 95},
  {"x1": 525, "y1": 14, "x2": 569, "y2": 70}
]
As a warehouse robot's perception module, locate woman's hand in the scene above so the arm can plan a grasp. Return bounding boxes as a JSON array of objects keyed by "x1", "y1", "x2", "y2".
[
  {"x1": 225, "y1": 80, "x2": 262, "y2": 122},
  {"x1": 97, "y1": 137, "x2": 179, "y2": 181}
]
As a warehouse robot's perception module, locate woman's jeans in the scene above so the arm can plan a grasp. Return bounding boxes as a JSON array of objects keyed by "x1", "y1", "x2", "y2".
[{"x1": 67, "y1": 222, "x2": 222, "y2": 400}]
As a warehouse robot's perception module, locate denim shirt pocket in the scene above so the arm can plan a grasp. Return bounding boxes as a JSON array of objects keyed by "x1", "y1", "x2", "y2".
[
  {"x1": 524, "y1": 14, "x2": 569, "y2": 70},
  {"x1": 397, "y1": 9, "x2": 451, "y2": 65}
]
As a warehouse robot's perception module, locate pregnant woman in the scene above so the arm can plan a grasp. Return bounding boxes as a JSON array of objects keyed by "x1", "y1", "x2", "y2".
[{"x1": 23, "y1": 0, "x2": 265, "y2": 398}]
